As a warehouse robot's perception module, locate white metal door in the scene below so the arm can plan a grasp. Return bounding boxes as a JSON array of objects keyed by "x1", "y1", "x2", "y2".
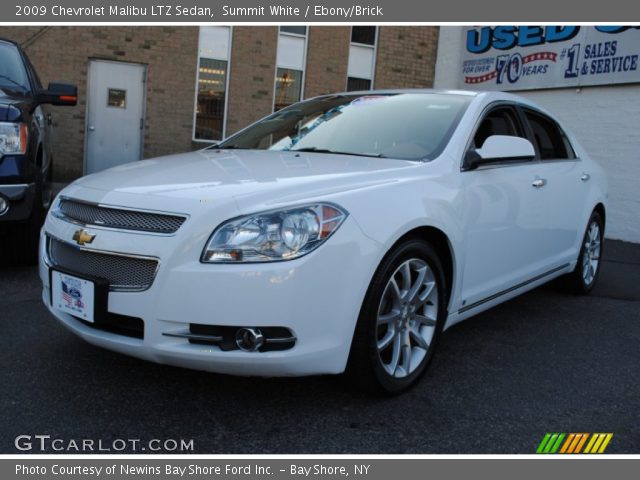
[
  {"x1": 459, "y1": 163, "x2": 550, "y2": 307},
  {"x1": 86, "y1": 60, "x2": 146, "y2": 174}
]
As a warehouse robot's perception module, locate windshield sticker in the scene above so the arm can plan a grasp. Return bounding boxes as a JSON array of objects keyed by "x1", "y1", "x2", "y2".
[{"x1": 350, "y1": 95, "x2": 388, "y2": 106}]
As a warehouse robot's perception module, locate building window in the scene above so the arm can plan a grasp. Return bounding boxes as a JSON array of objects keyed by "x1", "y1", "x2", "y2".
[
  {"x1": 347, "y1": 27, "x2": 377, "y2": 91},
  {"x1": 195, "y1": 58, "x2": 227, "y2": 141},
  {"x1": 351, "y1": 26, "x2": 376, "y2": 46},
  {"x1": 274, "y1": 27, "x2": 308, "y2": 111},
  {"x1": 194, "y1": 26, "x2": 231, "y2": 142},
  {"x1": 346, "y1": 77, "x2": 372, "y2": 92},
  {"x1": 275, "y1": 68, "x2": 303, "y2": 111},
  {"x1": 279, "y1": 26, "x2": 307, "y2": 36},
  {"x1": 107, "y1": 89, "x2": 127, "y2": 108}
]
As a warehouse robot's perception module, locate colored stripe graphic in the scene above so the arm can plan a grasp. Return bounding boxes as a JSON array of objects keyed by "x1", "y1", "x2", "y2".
[
  {"x1": 537, "y1": 433, "x2": 613, "y2": 454},
  {"x1": 574, "y1": 433, "x2": 590, "y2": 453},
  {"x1": 536, "y1": 433, "x2": 552, "y2": 453},
  {"x1": 537, "y1": 433, "x2": 565, "y2": 454},
  {"x1": 584, "y1": 433, "x2": 614, "y2": 454},
  {"x1": 566, "y1": 433, "x2": 588, "y2": 453},
  {"x1": 559, "y1": 433, "x2": 575, "y2": 453}
]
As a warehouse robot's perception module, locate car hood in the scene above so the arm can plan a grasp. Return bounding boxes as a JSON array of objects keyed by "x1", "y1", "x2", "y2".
[
  {"x1": 0, "y1": 91, "x2": 31, "y2": 122},
  {"x1": 72, "y1": 149, "x2": 419, "y2": 212}
]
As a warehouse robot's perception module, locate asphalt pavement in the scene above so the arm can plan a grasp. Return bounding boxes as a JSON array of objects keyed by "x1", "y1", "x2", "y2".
[{"x1": 1, "y1": 239, "x2": 639, "y2": 454}]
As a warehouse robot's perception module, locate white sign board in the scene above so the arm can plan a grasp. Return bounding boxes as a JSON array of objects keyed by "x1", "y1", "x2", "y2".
[{"x1": 460, "y1": 26, "x2": 640, "y2": 90}]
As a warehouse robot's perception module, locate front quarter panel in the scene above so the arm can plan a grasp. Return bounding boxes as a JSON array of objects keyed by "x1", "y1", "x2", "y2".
[{"x1": 323, "y1": 157, "x2": 466, "y2": 319}]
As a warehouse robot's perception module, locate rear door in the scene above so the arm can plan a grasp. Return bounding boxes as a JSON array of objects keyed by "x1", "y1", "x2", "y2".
[{"x1": 519, "y1": 107, "x2": 589, "y2": 268}]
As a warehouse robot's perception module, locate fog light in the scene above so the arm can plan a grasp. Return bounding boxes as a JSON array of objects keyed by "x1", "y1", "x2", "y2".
[
  {"x1": 0, "y1": 196, "x2": 8, "y2": 216},
  {"x1": 235, "y1": 327, "x2": 264, "y2": 352}
]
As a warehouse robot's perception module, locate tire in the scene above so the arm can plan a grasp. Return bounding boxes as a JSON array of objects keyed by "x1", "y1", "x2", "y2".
[
  {"x1": 346, "y1": 238, "x2": 448, "y2": 395},
  {"x1": 561, "y1": 211, "x2": 604, "y2": 294}
]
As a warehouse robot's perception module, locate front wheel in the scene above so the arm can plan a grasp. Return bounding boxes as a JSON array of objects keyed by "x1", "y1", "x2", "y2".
[
  {"x1": 0, "y1": 183, "x2": 46, "y2": 266},
  {"x1": 346, "y1": 239, "x2": 448, "y2": 395}
]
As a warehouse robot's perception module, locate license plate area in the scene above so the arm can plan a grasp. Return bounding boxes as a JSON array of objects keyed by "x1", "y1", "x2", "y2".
[{"x1": 49, "y1": 268, "x2": 109, "y2": 323}]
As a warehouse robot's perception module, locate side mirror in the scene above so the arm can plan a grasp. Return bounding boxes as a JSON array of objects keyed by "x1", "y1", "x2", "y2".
[
  {"x1": 463, "y1": 135, "x2": 535, "y2": 171},
  {"x1": 37, "y1": 83, "x2": 78, "y2": 106}
]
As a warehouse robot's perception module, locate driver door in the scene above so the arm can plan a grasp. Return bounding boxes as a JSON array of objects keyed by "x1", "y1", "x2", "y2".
[{"x1": 459, "y1": 104, "x2": 550, "y2": 309}]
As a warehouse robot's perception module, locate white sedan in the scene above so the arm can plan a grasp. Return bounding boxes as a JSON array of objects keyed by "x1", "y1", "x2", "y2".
[{"x1": 39, "y1": 90, "x2": 607, "y2": 394}]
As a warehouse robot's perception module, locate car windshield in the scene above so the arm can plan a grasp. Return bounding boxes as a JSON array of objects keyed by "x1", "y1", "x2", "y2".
[
  {"x1": 216, "y1": 93, "x2": 471, "y2": 161},
  {"x1": 0, "y1": 42, "x2": 30, "y2": 94}
]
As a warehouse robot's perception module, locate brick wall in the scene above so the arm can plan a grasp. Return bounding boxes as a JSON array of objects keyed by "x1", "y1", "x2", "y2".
[
  {"x1": 304, "y1": 27, "x2": 351, "y2": 98},
  {"x1": 0, "y1": 26, "x2": 198, "y2": 181},
  {"x1": 225, "y1": 27, "x2": 278, "y2": 136},
  {"x1": 375, "y1": 27, "x2": 439, "y2": 89}
]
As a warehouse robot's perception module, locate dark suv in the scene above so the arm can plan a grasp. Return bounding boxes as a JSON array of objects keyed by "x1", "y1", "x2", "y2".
[{"x1": 0, "y1": 38, "x2": 76, "y2": 264}]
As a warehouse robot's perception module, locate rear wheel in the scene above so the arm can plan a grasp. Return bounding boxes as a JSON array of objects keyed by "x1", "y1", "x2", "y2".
[
  {"x1": 562, "y1": 211, "x2": 604, "y2": 294},
  {"x1": 346, "y1": 239, "x2": 447, "y2": 395}
]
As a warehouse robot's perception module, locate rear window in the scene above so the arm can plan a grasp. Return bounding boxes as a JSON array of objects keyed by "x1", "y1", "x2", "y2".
[{"x1": 524, "y1": 109, "x2": 573, "y2": 160}]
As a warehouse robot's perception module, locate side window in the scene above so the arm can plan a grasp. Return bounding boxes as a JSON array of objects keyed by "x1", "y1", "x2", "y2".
[
  {"x1": 560, "y1": 127, "x2": 577, "y2": 159},
  {"x1": 523, "y1": 110, "x2": 571, "y2": 160},
  {"x1": 473, "y1": 107, "x2": 524, "y2": 148}
]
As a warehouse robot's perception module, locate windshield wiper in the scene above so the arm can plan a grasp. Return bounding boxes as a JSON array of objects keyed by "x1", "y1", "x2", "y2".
[{"x1": 290, "y1": 147, "x2": 387, "y2": 158}]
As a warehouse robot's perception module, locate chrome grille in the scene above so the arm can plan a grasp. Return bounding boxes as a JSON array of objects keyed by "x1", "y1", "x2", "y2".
[
  {"x1": 57, "y1": 198, "x2": 186, "y2": 234},
  {"x1": 48, "y1": 237, "x2": 159, "y2": 292}
]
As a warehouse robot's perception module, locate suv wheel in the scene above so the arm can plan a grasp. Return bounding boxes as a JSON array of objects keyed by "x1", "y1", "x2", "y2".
[{"x1": 0, "y1": 181, "x2": 46, "y2": 266}]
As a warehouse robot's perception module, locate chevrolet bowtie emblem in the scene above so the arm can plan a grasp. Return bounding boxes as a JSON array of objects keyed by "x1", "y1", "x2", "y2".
[{"x1": 72, "y1": 229, "x2": 96, "y2": 246}]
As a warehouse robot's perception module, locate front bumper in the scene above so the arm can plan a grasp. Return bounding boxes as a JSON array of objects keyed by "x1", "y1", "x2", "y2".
[
  {"x1": 39, "y1": 202, "x2": 382, "y2": 377},
  {"x1": 0, "y1": 183, "x2": 35, "y2": 222}
]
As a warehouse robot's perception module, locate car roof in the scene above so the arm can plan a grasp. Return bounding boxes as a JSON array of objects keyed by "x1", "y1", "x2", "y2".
[
  {"x1": 316, "y1": 89, "x2": 560, "y2": 125},
  {"x1": 309, "y1": 89, "x2": 546, "y2": 112},
  {"x1": 311, "y1": 89, "x2": 539, "y2": 107},
  {"x1": 324, "y1": 88, "x2": 479, "y2": 97}
]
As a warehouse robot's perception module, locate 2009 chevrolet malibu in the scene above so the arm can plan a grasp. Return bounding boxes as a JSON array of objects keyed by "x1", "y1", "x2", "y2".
[{"x1": 39, "y1": 90, "x2": 607, "y2": 393}]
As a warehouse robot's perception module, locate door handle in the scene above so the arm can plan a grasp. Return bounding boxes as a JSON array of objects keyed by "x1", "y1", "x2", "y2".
[
  {"x1": 532, "y1": 178, "x2": 547, "y2": 188},
  {"x1": 580, "y1": 173, "x2": 591, "y2": 182},
  {"x1": 88, "y1": 125, "x2": 95, "y2": 131}
]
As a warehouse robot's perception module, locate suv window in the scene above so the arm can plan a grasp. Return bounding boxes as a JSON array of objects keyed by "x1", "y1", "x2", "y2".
[
  {"x1": 473, "y1": 106, "x2": 524, "y2": 148},
  {"x1": 523, "y1": 109, "x2": 572, "y2": 160},
  {"x1": 0, "y1": 42, "x2": 30, "y2": 92}
]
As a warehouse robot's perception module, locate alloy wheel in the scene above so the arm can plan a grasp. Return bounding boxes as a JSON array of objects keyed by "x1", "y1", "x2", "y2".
[
  {"x1": 376, "y1": 258, "x2": 439, "y2": 378},
  {"x1": 582, "y1": 221, "x2": 601, "y2": 286}
]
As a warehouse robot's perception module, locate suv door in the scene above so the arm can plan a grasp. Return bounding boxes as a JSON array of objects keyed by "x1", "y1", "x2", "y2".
[
  {"x1": 22, "y1": 50, "x2": 52, "y2": 183},
  {"x1": 520, "y1": 107, "x2": 588, "y2": 268},
  {"x1": 458, "y1": 103, "x2": 550, "y2": 310}
]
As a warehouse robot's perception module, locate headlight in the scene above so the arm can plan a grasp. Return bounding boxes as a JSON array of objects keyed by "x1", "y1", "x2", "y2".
[
  {"x1": 0, "y1": 122, "x2": 28, "y2": 155},
  {"x1": 201, "y1": 203, "x2": 348, "y2": 263}
]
